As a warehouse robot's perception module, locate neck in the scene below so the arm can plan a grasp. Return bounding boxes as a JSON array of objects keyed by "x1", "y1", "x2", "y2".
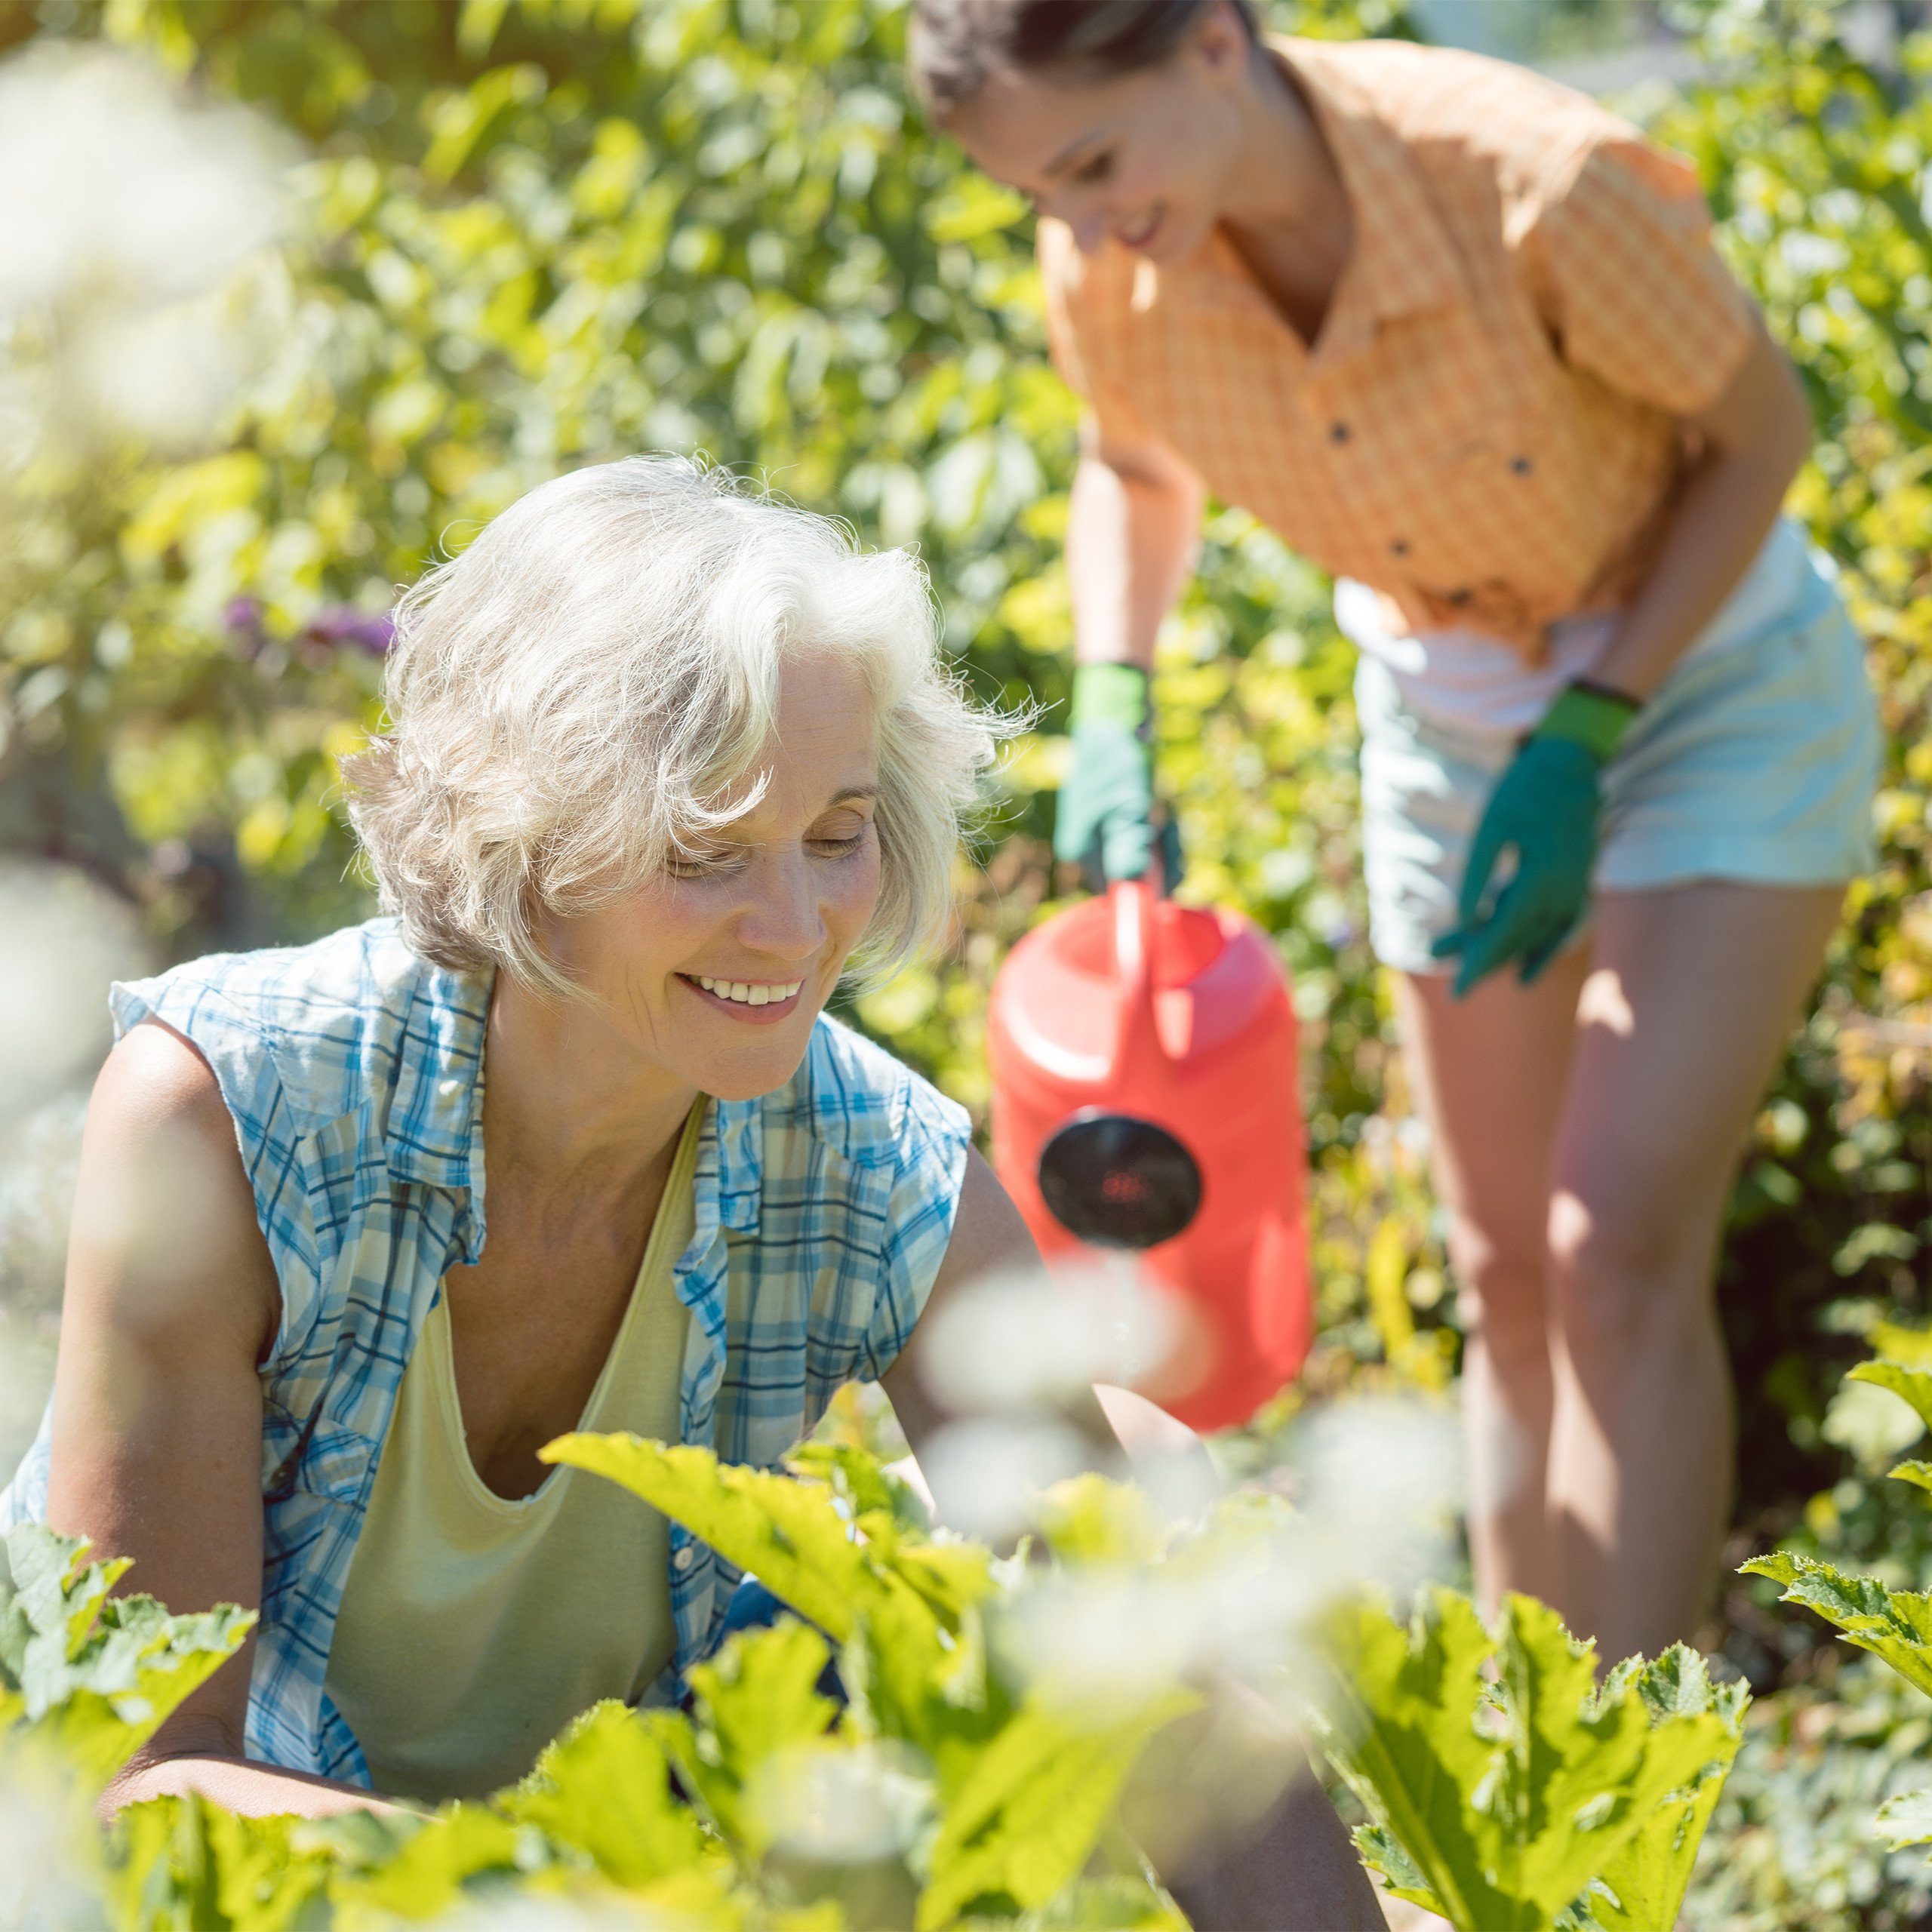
[
  {"x1": 1221, "y1": 40, "x2": 1350, "y2": 251},
  {"x1": 482, "y1": 974, "x2": 700, "y2": 1194}
]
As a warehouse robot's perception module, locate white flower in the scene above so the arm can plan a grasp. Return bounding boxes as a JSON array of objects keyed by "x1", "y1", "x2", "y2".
[{"x1": 0, "y1": 44, "x2": 291, "y2": 451}]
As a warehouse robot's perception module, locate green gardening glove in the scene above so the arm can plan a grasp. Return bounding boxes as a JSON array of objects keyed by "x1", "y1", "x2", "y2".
[
  {"x1": 1056, "y1": 662, "x2": 1181, "y2": 889},
  {"x1": 1431, "y1": 679, "x2": 1641, "y2": 999}
]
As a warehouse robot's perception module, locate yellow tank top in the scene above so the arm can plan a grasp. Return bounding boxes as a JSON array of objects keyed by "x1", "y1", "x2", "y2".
[{"x1": 325, "y1": 1102, "x2": 703, "y2": 1801}]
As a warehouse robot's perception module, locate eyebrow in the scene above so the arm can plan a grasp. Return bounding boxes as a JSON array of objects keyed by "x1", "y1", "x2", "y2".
[{"x1": 711, "y1": 783, "x2": 883, "y2": 838}]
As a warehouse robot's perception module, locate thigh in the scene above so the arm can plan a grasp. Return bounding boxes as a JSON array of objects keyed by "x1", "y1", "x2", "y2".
[
  {"x1": 1394, "y1": 946, "x2": 1591, "y2": 1273},
  {"x1": 1552, "y1": 881, "x2": 1844, "y2": 1242}
]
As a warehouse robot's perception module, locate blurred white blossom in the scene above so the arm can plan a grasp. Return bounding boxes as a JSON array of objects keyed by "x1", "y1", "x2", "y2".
[
  {"x1": 0, "y1": 1751, "x2": 97, "y2": 1932},
  {"x1": 914, "y1": 1415, "x2": 1091, "y2": 1544},
  {"x1": 0, "y1": 43, "x2": 291, "y2": 455},
  {"x1": 914, "y1": 1257, "x2": 1189, "y2": 1417},
  {"x1": 751, "y1": 1740, "x2": 934, "y2": 1864},
  {"x1": 435, "y1": 1894, "x2": 684, "y2": 1931},
  {"x1": 0, "y1": 1325, "x2": 57, "y2": 1494},
  {"x1": 0, "y1": 862, "x2": 146, "y2": 1133},
  {"x1": 0, "y1": 865, "x2": 149, "y2": 1463},
  {"x1": 999, "y1": 1395, "x2": 1461, "y2": 1711},
  {"x1": 0, "y1": 1096, "x2": 88, "y2": 1325}
]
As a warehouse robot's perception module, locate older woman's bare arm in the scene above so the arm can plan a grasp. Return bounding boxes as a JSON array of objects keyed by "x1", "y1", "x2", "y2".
[{"x1": 48, "y1": 1022, "x2": 397, "y2": 1819}]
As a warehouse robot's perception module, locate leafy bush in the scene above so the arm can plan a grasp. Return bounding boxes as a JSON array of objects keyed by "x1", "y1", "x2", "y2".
[
  {"x1": 1318, "y1": 1590, "x2": 1746, "y2": 1932},
  {"x1": 3, "y1": 1438, "x2": 1768, "y2": 1932}
]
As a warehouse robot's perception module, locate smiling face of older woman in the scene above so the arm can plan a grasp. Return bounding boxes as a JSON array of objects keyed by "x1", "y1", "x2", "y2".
[
  {"x1": 344, "y1": 457, "x2": 1008, "y2": 1091},
  {"x1": 540, "y1": 653, "x2": 884, "y2": 1102}
]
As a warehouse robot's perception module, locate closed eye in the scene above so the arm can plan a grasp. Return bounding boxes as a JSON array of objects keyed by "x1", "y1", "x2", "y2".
[
  {"x1": 665, "y1": 845, "x2": 744, "y2": 879},
  {"x1": 1072, "y1": 150, "x2": 1115, "y2": 185},
  {"x1": 811, "y1": 823, "x2": 874, "y2": 858}
]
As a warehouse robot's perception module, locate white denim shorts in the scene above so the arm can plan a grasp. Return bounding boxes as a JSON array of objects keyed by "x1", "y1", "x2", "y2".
[{"x1": 1355, "y1": 560, "x2": 1883, "y2": 975}]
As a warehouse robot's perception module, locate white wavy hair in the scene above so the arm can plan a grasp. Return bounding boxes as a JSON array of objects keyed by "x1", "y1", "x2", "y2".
[{"x1": 344, "y1": 456, "x2": 1011, "y2": 999}]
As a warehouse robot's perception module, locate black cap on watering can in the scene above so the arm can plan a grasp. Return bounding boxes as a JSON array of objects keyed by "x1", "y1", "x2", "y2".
[
  {"x1": 1037, "y1": 1109, "x2": 1202, "y2": 1248},
  {"x1": 1034, "y1": 865, "x2": 1203, "y2": 1251}
]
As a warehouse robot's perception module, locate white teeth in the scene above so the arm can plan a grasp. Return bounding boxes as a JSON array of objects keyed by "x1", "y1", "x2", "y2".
[{"x1": 691, "y1": 975, "x2": 804, "y2": 1006}]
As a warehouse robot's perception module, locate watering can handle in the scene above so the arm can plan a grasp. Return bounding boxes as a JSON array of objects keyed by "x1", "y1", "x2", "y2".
[{"x1": 1109, "y1": 871, "x2": 1166, "y2": 1077}]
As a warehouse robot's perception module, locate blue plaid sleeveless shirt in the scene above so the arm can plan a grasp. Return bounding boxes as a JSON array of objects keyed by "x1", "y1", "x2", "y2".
[{"x1": 0, "y1": 918, "x2": 971, "y2": 1785}]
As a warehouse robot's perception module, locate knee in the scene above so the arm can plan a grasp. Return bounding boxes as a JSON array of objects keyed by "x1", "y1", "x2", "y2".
[
  {"x1": 1446, "y1": 1220, "x2": 1547, "y2": 1367},
  {"x1": 1546, "y1": 1176, "x2": 1709, "y2": 1357}
]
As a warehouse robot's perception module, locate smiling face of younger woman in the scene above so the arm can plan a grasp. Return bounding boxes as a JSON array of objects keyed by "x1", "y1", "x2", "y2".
[
  {"x1": 542, "y1": 654, "x2": 884, "y2": 1103},
  {"x1": 943, "y1": 5, "x2": 1255, "y2": 266}
]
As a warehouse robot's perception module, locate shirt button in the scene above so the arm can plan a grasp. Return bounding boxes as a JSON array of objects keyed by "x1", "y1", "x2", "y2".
[
  {"x1": 1391, "y1": 539, "x2": 1411, "y2": 558},
  {"x1": 672, "y1": 1543, "x2": 696, "y2": 1573},
  {"x1": 1512, "y1": 456, "x2": 1534, "y2": 475},
  {"x1": 1447, "y1": 588, "x2": 1474, "y2": 606},
  {"x1": 1330, "y1": 420, "x2": 1351, "y2": 443}
]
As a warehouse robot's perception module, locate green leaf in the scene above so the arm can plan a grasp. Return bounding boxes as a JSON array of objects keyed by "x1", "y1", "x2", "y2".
[
  {"x1": 918, "y1": 1689, "x2": 1198, "y2": 1932},
  {"x1": 500, "y1": 1700, "x2": 712, "y2": 1886},
  {"x1": 1314, "y1": 1590, "x2": 1737, "y2": 1932},
  {"x1": 0, "y1": 1526, "x2": 254, "y2": 1790},
  {"x1": 681, "y1": 1620, "x2": 840, "y2": 1854},
  {"x1": 1847, "y1": 1359, "x2": 1932, "y2": 1438},
  {"x1": 1576, "y1": 1648, "x2": 1747, "y2": 1932},
  {"x1": 1353, "y1": 1822, "x2": 1446, "y2": 1915},
  {"x1": 1875, "y1": 1787, "x2": 1932, "y2": 1851},
  {"x1": 925, "y1": 177, "x2": 1031, "y2": 244},
  {"x1": 320, "y1": 1804, "x2": 537, "y2": 1921},
  {"x1": 109, "y1": 1796, "x2": 332, "y2": 1932},
  {"x1": 1869, "y1": 1321, "x2": 1932, "y2": 1370},
  {"x1": 1742, "y1": 1551, "x2": 1932, "y2": 1699},
  {"x1": 549, "y1": 1434, "x2": 1003, "y2": 1767},
  {"x1": 543, "y1": 1434, "x2": 883, "y2": 1644},
  {"x1": 789, "y1": 1441, "x2": 934, "y2": 1537},
  {"x1": 1033, "y1": 1476, "x2": 1167, "y2": 1569}
]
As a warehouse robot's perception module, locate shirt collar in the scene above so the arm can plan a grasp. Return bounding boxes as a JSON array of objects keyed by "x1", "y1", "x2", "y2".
[
  {"x1": 1134, "y1": 37, "x2": 1464, "y2": 365},
  {"x1": 1271, "y1": 36, "x2": 1463, "y2": 355},
  {"x1": 384, "y1": 952, "x2": 767, "y2": 1241},
  {"x1": 385, "y1": 955, "x2": 491, "y2": 1197},
  {"x1": 709, "y1": 1093, "x2": 764, "y2": 1235}
]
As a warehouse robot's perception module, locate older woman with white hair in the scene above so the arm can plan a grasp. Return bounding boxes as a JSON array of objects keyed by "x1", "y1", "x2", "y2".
[{"x1": 0, "y1": 457, "x2": 1381, "y2": 1928}]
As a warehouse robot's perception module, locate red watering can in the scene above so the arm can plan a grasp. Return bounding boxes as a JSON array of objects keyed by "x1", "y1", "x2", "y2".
[{"x1": 987, "y1": 879, "x2": 1312, "y2": 1433}]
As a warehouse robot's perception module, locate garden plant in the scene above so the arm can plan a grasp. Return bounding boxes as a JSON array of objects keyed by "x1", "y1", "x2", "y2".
[{"x1": 0, "y1": 1432, "x2": 1762, "y2": 1930}]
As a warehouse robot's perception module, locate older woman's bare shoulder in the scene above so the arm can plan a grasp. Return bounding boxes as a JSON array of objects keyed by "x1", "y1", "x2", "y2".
[
  {"x1": 74, "y1": 1021, "x2": 278, "y2": 1346},
  {"x1": 96, "y1": 1016, "x2": 229, "y2": 1124}
]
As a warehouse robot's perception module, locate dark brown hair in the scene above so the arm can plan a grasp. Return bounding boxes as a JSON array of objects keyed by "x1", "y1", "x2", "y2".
[{"x1": 907, "y1": 0, "x2": 1261, "y2": 117}]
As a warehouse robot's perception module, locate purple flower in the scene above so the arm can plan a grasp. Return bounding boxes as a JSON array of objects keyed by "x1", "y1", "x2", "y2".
[
  {"x1": 306, "y1": 606, "x2": 396, "y2": 656},
  {"x1": 223, "y1": 596, "x2": 266, "y2": 657}
]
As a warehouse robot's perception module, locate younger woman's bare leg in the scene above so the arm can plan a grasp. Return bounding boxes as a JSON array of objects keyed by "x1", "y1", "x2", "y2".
[
  {"x1": 1393, "y1": 949, "x2": 1589, "y2": 1614},
  {"x1": 1543, "y1": 882, "x2": 1841, "y2": 1663}
]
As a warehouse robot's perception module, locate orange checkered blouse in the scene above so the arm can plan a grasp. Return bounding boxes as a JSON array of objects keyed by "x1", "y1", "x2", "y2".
[{"x1": 1038, "y1": 35, "x2": 1760, "y2": 663}]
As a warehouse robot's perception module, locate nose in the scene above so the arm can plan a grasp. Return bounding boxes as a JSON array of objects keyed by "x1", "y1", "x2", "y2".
[
  {"x1": 1067, "y1": 209, "x2": 1111, "y2": 254},
  {"x1": 1036, "y1": 185, "x2": 1109, "y2": 256},
  {"x1": 735, "y1": 847, "x2": 826, "y2": 964}
]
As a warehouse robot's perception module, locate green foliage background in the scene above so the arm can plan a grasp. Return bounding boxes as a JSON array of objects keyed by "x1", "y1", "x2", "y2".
[{"x1": 4, "y1": 0, "x2": 1932, "y2": 1921}]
